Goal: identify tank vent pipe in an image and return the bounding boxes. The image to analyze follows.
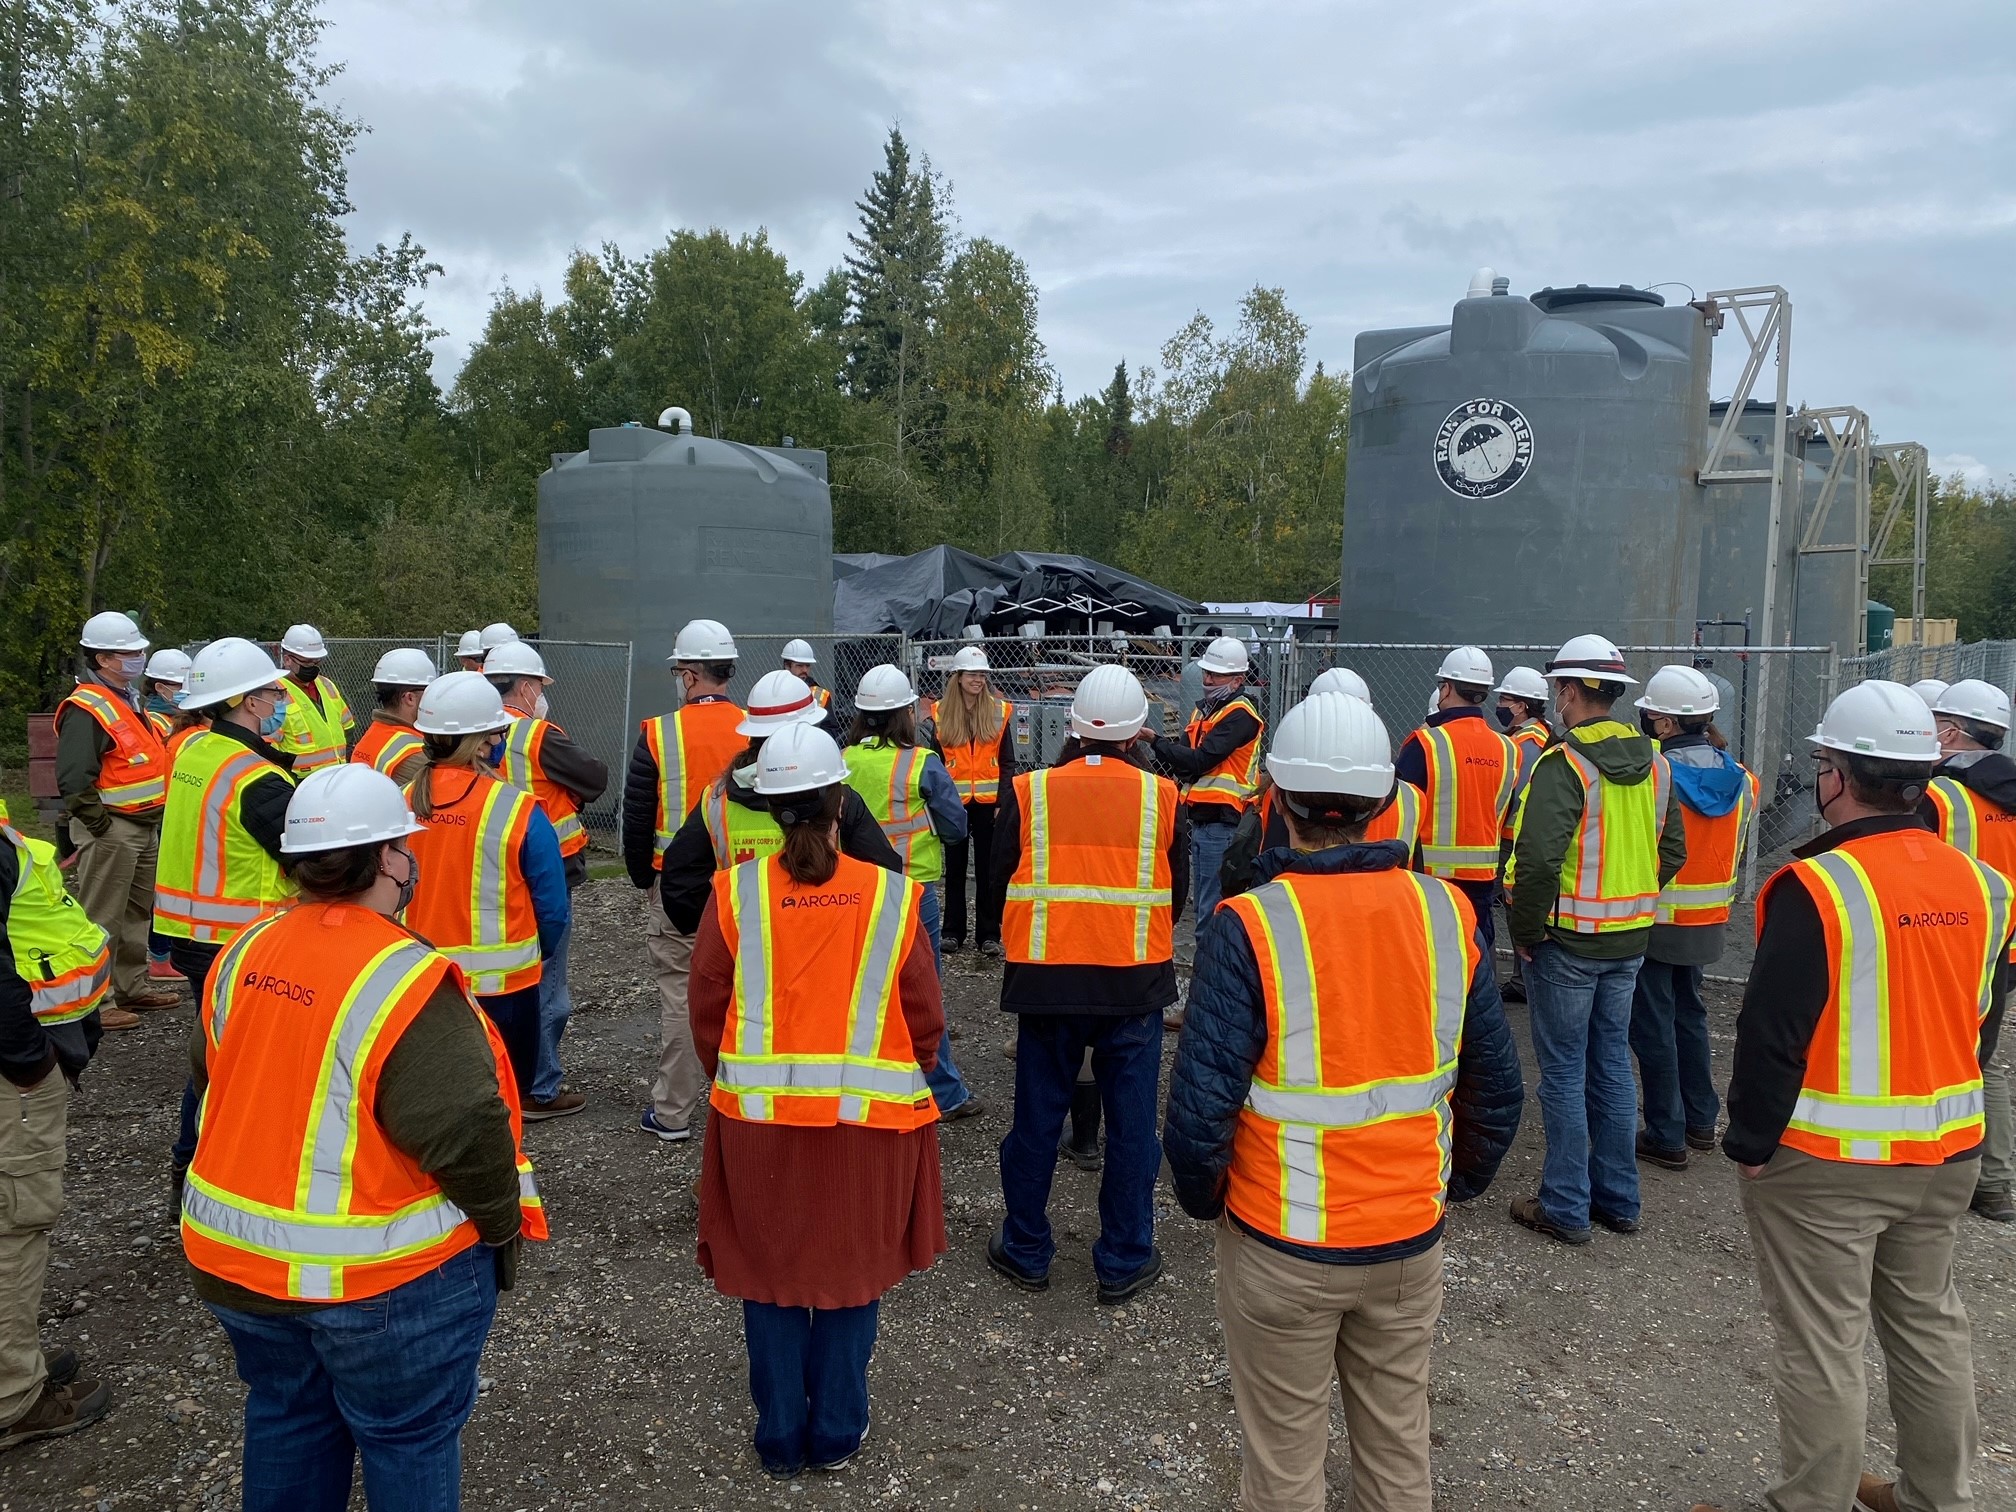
[657,406,694,434]
[1466,266,1497,299]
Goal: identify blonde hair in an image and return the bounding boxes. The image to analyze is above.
[936,676,1003,750]
[410,731,500,818]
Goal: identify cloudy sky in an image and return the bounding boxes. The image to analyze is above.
[320,0,2015,483]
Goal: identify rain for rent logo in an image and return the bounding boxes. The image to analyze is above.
[1435,398,1534,499]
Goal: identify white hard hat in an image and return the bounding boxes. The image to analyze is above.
[854,664,918,712]
[478,622,520,651]
[144,648,192,684]
[1908,678,1950,711]
[182,637,283,710]
[671,618,737,663]
[1197,636,1250,675]
[1070,664,1150,742]
[780,638,817,665]
[1807,681,1939,763]
[736,671,822,735]
[1266,693,1395,799]
[951,645,991,674]
[1932,678,2013,732]
[415,670,512,736]
[753,720,849,796]
[1636,665,1720,717]
[1309,667,1370,703]
[1436,645,1494,687]
[280,624,330,660]
[456,630,484,659]
[80,610,148,653]
[484,641,550,683]
[281,765,425,855]
[1546,633,1639,686]
[371,647,438,687]
[1493,665,1550,703]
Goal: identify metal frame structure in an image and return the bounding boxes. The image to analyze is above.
[1792,405,1873,657]
[1871,440,1930,640]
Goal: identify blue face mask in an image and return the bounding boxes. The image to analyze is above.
[257,694,290,739]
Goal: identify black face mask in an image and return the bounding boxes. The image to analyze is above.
[1638,712,1661,740]
[385,847,419,915]
[1493,706,1515,730]
[293,662,323,682]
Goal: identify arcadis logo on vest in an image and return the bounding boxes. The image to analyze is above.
[1434,398,1534,499]
[780,892,864,910]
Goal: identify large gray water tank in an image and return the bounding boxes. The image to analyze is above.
[538,420,833,727]
[1339,280,1711,647]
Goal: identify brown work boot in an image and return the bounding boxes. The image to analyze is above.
[1853,1474,1900,1512]
[0,1378,111,1451]
[122,992,180,1012]
[99,1007,142,1032]
[521,1090,586,1122]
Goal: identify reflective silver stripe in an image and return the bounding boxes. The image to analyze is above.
[1003,883,1172,906]
[1251,882,1319,1085]
[181,1179,470,1262]
[1393,782,1421,848]
[732,859,770,1119]
[293,750,342,772]
[1133,768,1158,958]
[1806,852,1885,1107]
[30,955,110,1021]
[372,731,423,776]
[196,752,271,900]
[100,775,167,806]
[1249,1070,1460,1127]
[1932,778,1976,854]
[1789,1087,1985,1136]
[302,942,440,1215]
[1027,771,1051,960]
[883,747,925,864]
[1418,843,1498,867]
[1977,860,2014,1018]
[1560,745,1603,902]
[156,894,268,926]
[1415,877,1469,1062]
[501,719,537,790]
[1425,726,1458,871]
[1556,894,1658,921]
[438,937,541,992]
[715,1058,930,1099]
[839,870,914,1123]
[1280,1124,1322,1243]
[705,789,730,865]
[1191,772,1252,797]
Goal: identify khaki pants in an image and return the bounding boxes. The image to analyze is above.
[0,1073,67,1429]
[1978,1051,2012,1192]
[70,814,158,1003]
[1215,1219,1441,1512]
[1739,1149,1978,1512]
[644,883,707,1129]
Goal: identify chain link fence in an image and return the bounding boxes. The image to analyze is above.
[1842,640,2016,697]
[704,633,906,730]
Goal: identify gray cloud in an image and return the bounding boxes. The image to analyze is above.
[321,0,2016,479]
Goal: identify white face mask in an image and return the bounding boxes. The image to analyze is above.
[534,692,550,720]
[1426,688,1442,719]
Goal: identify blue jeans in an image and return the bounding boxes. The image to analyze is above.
[169,939,220,1182]
[1629,959,1720,1151]
[742,1299,878,1475]
[915,883,973,1114]
[530,914,574,1102]
[208,1246,499,1512]
[998,1012,1162,1285]
[476,988,539,1101]
[1191,820,1234,926]
[1525,942,1644,1229]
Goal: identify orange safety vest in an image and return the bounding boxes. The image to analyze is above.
[57,683,171,814]
[1224,867,1477,1248]
[165,724,204,761]
[643,699,747,867]
[1655,764,1759,927]
[499,713,587,858]
[181,902,546,1303]
[402,767,542,995]
[1501,723,1550,841]
[939,699,1012,804]
[1003,755,1177,965]
[1763,828,2013,1165]
[1408,716,1516,881]
[1183,695,1264,815]
[1258,780,1421,853]
[350,719,426,782]
[1928,773,2016,963]
[147,708,174,739]
[709,854,935,1130]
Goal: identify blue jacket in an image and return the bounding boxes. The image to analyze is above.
[1164,840,1524,1265]
[518,807,572,958]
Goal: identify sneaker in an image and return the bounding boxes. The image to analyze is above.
[985,1232,1049,1292]
[638,1107,691,1143]
[940,1097,986,1123]
[98,1007,142,1032]
[1591,1209,1640,1235]
[763,1460,804,1481]
[1097,1249,1164,1306]
[942,938,964,955]
[1854,1474,1901,1512]
[1059,1139,1104,1173]
[0,1379,111,1451]
[147,958,185,983]
[1636,1133,1689,1172]
[522,1090,587,1122]
[1510,1195,1592,1246]
[1970,1185,2015,1223]
[1500,978,1527,1004]
[1685,1125,1718,1152]
[121,992,180,1012]
[979,941,1003,959]
[813,1420,869,1472]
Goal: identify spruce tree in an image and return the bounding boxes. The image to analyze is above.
[843,126,947,461]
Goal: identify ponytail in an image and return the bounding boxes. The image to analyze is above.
[769,784,844,886]
[410,730,497,818]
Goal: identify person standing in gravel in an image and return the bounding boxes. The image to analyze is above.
[1700,682,2013,1512]
[183,766,545,1509]
[987,665,1186,1305]
[1165,693,1522,1512]
[688,723,946,1481]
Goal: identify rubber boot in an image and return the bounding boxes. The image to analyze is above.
[1061,1081,1103,1172]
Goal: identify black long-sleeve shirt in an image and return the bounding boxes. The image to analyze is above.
[201,720,295,860]
[1723,813,2011,1167]
[1149,697,1263,826]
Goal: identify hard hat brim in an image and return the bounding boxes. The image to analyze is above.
[280,813,426,854]
[1547,664,1640,687]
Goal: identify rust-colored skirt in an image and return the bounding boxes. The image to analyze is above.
[697,1115,947,1309]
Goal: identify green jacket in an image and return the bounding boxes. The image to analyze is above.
[1508,717,1688,960]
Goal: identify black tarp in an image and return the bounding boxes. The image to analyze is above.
[832,552,904,580]
[831,546,1199,639]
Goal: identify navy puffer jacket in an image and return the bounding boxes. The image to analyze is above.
[1163,841,1525,1263]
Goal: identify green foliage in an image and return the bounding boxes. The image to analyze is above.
[1871,477,2016,639]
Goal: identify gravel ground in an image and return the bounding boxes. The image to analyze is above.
[6,875,2013,1511]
